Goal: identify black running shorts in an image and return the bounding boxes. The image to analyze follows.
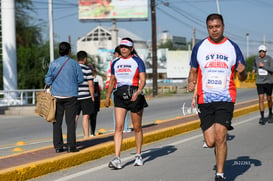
[114,94,148,113]
[198,102,234,131]
[256,83,272,96]
[76,98,94,115]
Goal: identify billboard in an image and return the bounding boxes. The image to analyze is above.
[79,0,148,20]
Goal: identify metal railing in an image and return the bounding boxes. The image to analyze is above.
[0,89,43,107]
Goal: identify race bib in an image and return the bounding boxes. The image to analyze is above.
[205,74,226,89]
[258,68,268,76]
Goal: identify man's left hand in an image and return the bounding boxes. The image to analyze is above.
[236,61,245,73]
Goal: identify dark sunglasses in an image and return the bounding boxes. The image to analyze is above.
[259,50,266,53]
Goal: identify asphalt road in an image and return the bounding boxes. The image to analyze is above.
[0,88,257,157]
[30,110,273,181]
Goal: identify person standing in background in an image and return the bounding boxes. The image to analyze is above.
[105,46,131,133]
[87,63,102,136]
[75,51,95,139]
[252,45,273,125]
[45,42,83,153]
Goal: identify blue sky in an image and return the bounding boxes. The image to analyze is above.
[32,0,273,57]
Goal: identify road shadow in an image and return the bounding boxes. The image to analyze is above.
[77,135,114,150]
[122,145,177,168]
[213,155,262,181]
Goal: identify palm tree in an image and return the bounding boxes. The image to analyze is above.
[15,0,50,89]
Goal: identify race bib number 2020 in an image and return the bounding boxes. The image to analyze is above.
[205,74,227,89]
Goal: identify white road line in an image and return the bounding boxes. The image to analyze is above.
[55,114,259,181]
[233,115,259,126]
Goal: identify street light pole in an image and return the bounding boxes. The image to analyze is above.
[48,0,54,62]
[2,0,17,99]
[151,0,158,96]
[216,0,221,14]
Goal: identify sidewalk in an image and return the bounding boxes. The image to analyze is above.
[0,99,260,180]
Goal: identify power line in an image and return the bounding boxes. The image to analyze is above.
[29,0,273,55]
[32,0,77,7]
[166,4,204,27]
[157,0,273,46]
[157,7,206,35]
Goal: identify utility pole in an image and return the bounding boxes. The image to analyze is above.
[0,1,2,59]
[216,0,221,14]
[192,27,196,49]
[111,19,118,49]
[151,0,158,96]
[49,0,54,62]
[246,33,249,59]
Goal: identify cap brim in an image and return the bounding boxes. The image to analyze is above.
[119,44,132,47]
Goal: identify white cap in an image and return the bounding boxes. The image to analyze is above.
[258,45,267,52]
[119,39,133,47]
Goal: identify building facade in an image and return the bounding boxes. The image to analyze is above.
[77,25,148,72]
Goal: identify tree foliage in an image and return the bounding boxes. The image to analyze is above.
[16,0,42,47]
[17,43,51,89]
[14,0,49,89]
[0,0,50,90]
[158,39,190,50]
[158,40,174,49]
[245,55,256,72]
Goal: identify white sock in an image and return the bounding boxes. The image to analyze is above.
[216,173,224,178]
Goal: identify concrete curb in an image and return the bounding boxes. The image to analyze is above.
[0,102,261,180]
[233,103,260,118]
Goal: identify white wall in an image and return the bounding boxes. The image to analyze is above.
[166,50,191,78]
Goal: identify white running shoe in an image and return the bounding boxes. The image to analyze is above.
[108,157,121,169]
[123,128,132,133]
[203,141,208,148]
[134,154,143,166]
